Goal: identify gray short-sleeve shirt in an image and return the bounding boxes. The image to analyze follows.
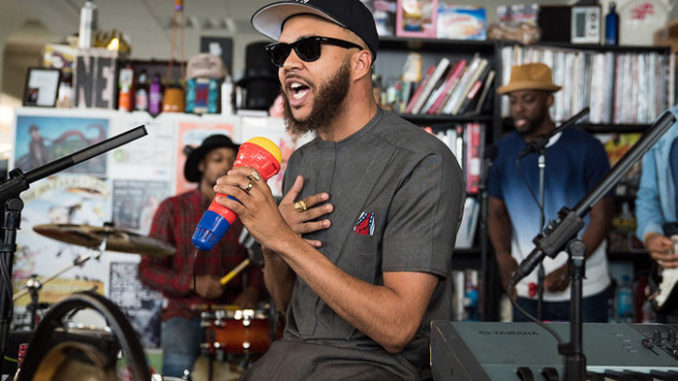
[276,109,464,374]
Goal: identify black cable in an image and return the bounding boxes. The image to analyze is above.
[193,249,199,294]
[515,157,542,216]
[507,291,563,345]
[0,254,12,315]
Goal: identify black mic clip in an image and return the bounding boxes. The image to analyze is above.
[516,107,590,160]
[517,135,549,159]
[510,207,586,287]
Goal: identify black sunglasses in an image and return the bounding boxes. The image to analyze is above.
[265,36,363,67]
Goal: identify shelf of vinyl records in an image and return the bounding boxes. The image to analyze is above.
[499,43,675,126]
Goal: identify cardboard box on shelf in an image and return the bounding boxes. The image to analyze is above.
[654,18,678,52]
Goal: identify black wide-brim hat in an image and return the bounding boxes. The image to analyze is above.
[184,134,239,183]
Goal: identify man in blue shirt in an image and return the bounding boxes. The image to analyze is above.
[488,62,613,322]
[635,106,678,322]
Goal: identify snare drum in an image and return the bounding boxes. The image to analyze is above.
[201,308,273,355]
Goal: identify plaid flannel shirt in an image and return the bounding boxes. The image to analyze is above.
[138,188,263,321]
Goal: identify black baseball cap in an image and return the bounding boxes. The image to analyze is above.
[251,0,378,61]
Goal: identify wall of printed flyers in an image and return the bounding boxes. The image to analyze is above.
[9,107,310,347]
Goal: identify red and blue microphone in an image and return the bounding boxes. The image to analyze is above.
[192,137,282,251]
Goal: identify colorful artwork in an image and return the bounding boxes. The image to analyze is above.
[14,115,109,175]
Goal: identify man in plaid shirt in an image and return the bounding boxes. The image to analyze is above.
[138,134,263,376]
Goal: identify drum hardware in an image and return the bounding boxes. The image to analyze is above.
[11,222,175,332]
[13,251,101,302]
[12,248,102,331]
[23,275,49,331]
[17,290,150,381]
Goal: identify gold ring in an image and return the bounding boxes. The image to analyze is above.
[244,179,254,193]
[294,200,307,212]
[249,171,262,182]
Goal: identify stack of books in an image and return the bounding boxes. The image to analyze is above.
[395,55,495,116]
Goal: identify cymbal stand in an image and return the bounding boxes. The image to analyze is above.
[13,251,101,302]
[13,250,102,331]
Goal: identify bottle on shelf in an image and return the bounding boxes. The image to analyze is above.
[78,0,98,49]
[604,1,619,46]
[118,63,134,111]
[149,73,163,116]
[616,274,634,323]
[221,75,234,116]
[12,343,29,381]
[134,69,149,112]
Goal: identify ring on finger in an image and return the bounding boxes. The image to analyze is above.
[294,200,307,212]
[244,178,255,193]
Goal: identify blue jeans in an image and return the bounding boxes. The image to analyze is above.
[513,287,610,323]
[161,317,204,377]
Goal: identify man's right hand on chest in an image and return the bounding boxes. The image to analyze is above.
[192,275,224,298]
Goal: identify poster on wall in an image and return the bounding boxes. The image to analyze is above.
[14,114,109,175]
[109,261,163,348]
[108,114,175,181]
[112,180,171,235]
[175,119,237,194]
[240,117,313,197]
[13,175,112,308]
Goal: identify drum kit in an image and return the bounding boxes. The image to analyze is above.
[10,223,280,381]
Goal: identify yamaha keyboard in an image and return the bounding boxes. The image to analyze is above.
[431,321,678,380]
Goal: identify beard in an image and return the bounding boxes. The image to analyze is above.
[283,60,351,134]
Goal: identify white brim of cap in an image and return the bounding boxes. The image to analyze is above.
[251,2,345,41]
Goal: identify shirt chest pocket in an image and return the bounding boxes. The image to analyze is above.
[334,207,386,284]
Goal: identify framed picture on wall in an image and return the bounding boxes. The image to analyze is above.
[200,36,233,75]
[22,67,61,107]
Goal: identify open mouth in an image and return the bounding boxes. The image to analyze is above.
[289,81,310,100]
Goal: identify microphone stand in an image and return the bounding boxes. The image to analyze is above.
[478,146,496,320]
[0,125,147,375]
[509,110,676,381]
[519,107,590,321]
[537,147,546,321]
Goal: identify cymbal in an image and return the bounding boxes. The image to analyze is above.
[33,224,175,257]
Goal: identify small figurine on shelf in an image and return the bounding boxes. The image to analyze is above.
[185,53,226,115]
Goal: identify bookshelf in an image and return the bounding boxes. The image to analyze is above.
[375,37,501,321]
[374,37,675,321]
